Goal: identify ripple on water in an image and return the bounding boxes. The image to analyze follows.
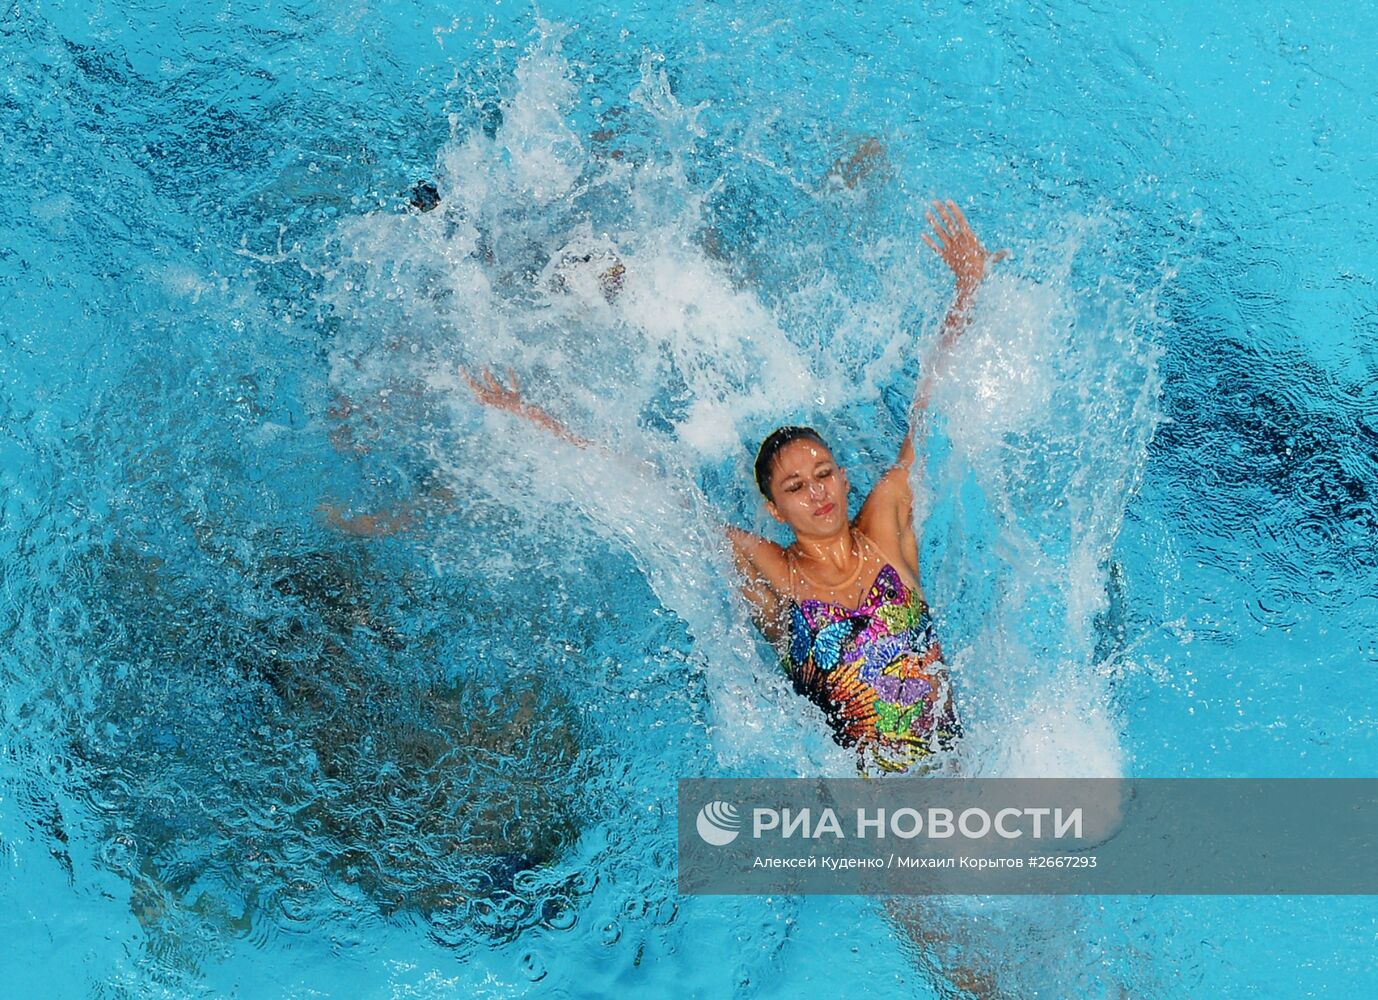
[1246,583,1304,632]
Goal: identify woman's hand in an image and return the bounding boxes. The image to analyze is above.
[922,199,1008,295]
[459,365,591,448]
[460,366,526,414]
[903,200,1007,429]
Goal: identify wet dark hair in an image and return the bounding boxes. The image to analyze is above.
[753,425,830,500]
[409,180,441,213]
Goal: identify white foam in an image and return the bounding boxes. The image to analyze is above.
[919,220,1163,780]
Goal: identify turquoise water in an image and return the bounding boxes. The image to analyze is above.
[3,1,1377,996]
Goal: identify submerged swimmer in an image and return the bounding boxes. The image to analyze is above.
[51,540,587,960]
[464,199,1004,774]
[405,177,626,299]
[320,184,627,537]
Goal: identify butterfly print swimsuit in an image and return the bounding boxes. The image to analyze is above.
[784,532,961,774]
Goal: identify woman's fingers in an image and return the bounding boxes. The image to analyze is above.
[460,365,531,412]
[458,365,528,409]
[928,199,976,251]
[946,200,968,232]
[938,201,966,240]
[927,198,1005,275]
[927,214,956,255]
[935,200,957,232]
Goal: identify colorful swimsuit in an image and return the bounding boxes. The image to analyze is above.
[784,537,961,774]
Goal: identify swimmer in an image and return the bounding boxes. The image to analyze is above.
[244,547,589,905]
[319,216,625,539]
[464,199,1006,775]
[55,540,587,962]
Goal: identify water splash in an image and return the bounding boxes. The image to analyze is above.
[924,217,1164,779]
[321,29,842,778]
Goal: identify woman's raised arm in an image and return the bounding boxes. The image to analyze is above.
[899,199,1007,467]
[860,201,1004,553]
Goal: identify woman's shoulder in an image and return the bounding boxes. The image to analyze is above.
[725,527,794,645]
[725,526,791,580]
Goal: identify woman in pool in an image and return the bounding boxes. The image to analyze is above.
[465,199,1003,774]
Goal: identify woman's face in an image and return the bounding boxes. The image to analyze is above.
[765,439,850,537]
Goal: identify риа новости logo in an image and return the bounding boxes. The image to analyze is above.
[695,801,741,845]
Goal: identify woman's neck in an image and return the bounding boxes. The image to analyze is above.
[790,525,857,571]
